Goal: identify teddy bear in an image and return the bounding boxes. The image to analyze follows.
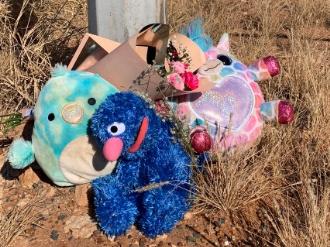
[90,92,192,237]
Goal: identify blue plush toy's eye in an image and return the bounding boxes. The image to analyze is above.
[88,98,96,105]
[48,113,55,121]
[107,122,126,136]
[217,55,232,65]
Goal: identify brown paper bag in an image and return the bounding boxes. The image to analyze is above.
[68,33,120,71]
[69,24,214,99]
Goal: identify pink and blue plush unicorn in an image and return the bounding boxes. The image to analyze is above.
[172,20,294,152]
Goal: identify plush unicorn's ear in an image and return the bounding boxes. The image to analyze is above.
[217,33,230,52]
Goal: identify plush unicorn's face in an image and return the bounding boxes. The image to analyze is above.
[198,33,280,84]
[198,33,248,82]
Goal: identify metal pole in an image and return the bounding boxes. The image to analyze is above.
[88,0,167,42]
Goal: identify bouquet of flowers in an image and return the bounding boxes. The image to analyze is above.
[165,40,200,91]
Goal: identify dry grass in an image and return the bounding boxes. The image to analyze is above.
[0,192,45,247]
[0,0,86,115]
[0,0,329,246]
[169,0,329,246]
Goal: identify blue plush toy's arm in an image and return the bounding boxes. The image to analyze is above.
[91,159,142,237]
[115,159,142,188]
[7,138,35,169]
[149,141,191,183]
[92,174,138,236]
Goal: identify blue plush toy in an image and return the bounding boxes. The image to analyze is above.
[8,65,119,186]
[90,92,192,238]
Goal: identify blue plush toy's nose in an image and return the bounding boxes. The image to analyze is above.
[103,137,124,161]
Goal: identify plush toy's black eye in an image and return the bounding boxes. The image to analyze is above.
[88,98,96,105]
[110,126,118,133]
[107,122,126,136]
[217,55,232,65]
[48,113,55,121]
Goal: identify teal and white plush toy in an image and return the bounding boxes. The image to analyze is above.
[8,65,119,186]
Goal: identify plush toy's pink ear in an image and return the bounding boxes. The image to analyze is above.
[217,33,230,52]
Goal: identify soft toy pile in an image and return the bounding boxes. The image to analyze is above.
[7,19,294,238]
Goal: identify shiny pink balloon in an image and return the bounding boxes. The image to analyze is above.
[190,127,212,153]
[278,101,294,124]
[264,56,281,77]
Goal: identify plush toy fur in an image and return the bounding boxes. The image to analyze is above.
[90,92,192,237]
[8,138,35,169]
[180,18,213,52]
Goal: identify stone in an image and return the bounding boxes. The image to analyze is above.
[184,212,193,220]
[41,209,50,218]
[58,213,67,221]
[64,215,97,239]
[11,236,30,247]
[17,197,31,207]
[50,229,59,240]
[46,187,57,198]
[18,167,40,189]
[155,234,168,241]
[186,235,196,243]
[74,183,90,207]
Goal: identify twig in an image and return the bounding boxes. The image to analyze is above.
[133,181,170,193]
[230,30,330,42]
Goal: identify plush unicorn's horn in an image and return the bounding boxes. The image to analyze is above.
[217,33,230,52]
